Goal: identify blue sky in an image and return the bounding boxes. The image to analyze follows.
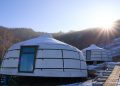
[0,0,120,32]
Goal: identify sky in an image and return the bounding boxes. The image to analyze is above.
[0,0,120,33]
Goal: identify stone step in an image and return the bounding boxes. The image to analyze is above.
[97,78,106,82]
[102,73,111,76]
[97,76,109,79]
[92,81,104,86]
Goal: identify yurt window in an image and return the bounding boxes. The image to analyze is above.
[18,46,37,73]
[86,50,91,60]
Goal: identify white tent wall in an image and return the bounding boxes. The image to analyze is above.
[0,48,87,77]
[84,50,110,61]
[83,50,111,61]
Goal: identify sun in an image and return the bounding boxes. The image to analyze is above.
[92,12,118,41]
[95,17,115,38]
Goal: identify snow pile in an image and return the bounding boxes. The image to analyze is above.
[87,63,106,70]
[105,62,120,68]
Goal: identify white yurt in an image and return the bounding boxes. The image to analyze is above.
[0,34,87,78]
[82,44,111,64]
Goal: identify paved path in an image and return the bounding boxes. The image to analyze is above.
[104,66,120,86]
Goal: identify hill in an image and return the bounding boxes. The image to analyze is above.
[0,20,120,61]
[54,20,120,49]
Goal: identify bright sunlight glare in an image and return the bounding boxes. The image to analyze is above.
[93,13,115,29]
[92,11,118,41]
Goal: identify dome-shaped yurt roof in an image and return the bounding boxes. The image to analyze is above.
[82,44,104,51]
[0,34,87,78]
[9,34,81,52]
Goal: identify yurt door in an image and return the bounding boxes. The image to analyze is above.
[18,46,37,73]
[86,50,91,60]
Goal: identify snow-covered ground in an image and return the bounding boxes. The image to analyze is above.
[88,62,120,71]
[87,63,105,70]
[105,62,120,67]
[62,62,120,86]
